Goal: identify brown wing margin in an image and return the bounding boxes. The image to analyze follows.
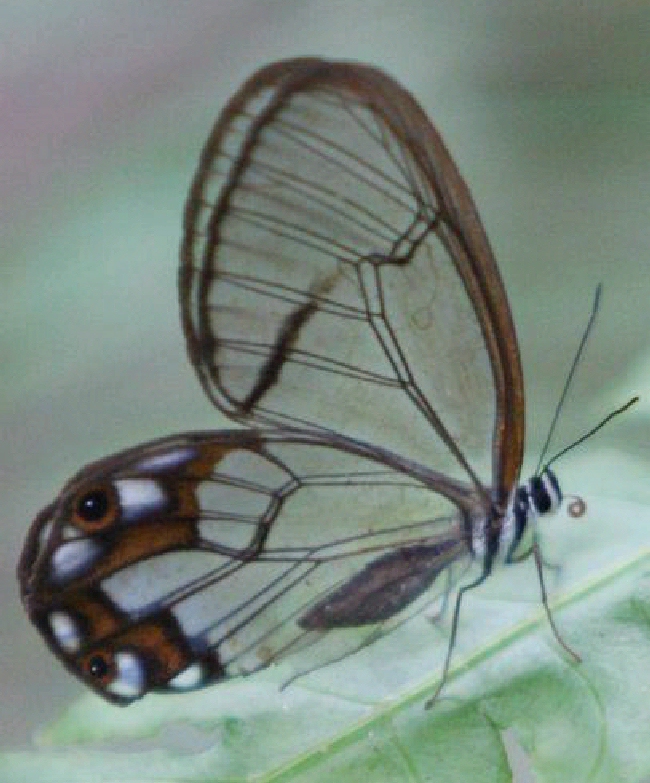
[360,63,526,508]
[179,58,524,508]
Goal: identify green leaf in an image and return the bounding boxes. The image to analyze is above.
[3,488,649,783]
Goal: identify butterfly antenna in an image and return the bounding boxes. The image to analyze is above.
[543,395,638,472]
[535,283,602,475]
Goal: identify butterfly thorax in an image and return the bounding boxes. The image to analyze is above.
[470,467,562,564]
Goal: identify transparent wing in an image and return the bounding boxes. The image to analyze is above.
[149,433,477,679]
[180,58,524,498]
[20,431,482,700]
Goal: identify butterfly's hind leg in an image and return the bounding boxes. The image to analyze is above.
[423,566,494,709]
[424,520,503,710]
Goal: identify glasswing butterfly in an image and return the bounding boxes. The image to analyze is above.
[18,57,613,706]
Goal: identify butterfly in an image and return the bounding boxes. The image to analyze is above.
[18,57,594,706]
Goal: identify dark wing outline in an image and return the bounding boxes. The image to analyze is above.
[19,429,481,703]
[180,58,524,510]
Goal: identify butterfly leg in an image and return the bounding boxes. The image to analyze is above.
[523,509,581,663]
[531,541,581,663]
[424,566,492,709]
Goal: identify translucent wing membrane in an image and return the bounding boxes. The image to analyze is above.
[20,58,531,705]
[19,431,481,704]
[181,58,524,502]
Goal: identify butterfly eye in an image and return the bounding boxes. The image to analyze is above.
[528,470,562,516]
[71,484,119,532]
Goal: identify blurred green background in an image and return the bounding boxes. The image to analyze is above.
[2,0,649,748]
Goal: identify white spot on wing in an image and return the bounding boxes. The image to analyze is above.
[114,479,166,522]
[51,538,101,582]
[106,651,145,698]
[136,447,197,473]
[48,611,81,653]
[167,662,205,690]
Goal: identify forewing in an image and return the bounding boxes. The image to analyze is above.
[181,58,524,496]
[19,430,477,703]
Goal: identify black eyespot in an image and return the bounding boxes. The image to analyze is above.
[76,490,109,522]
[88,653,110,679]
[80,649,116,687]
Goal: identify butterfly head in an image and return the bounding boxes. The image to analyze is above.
[499,467,563,560]
[523,467,563,518]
